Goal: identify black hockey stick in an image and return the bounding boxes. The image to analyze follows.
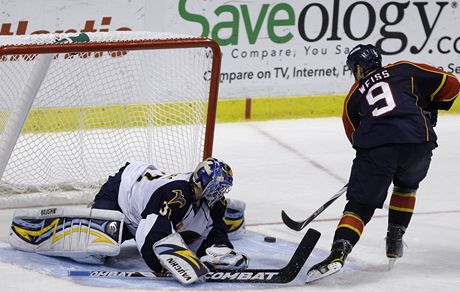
[69,228,320,284]
[281,184,348,231]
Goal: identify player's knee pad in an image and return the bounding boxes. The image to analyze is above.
[223,198,246,240]
[9,207,124,264]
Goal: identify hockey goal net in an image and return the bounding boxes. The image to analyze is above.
[0,31,221,208]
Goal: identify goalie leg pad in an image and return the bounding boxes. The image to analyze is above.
[9,207,124,264]
[153,233,209,285]
[224,198,246,240]
[200,244,249,270]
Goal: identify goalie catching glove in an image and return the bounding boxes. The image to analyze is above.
[200,244,249,270]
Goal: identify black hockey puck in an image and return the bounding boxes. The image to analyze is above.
[264,236,276,243]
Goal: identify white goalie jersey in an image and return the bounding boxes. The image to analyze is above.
[8,160,248,278]
[116,161,213,244]
[112,161,230,272]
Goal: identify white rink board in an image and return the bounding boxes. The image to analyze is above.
[1,0,459,98]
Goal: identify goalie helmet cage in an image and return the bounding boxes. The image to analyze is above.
[0,31,221,208]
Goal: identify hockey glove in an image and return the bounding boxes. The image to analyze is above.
[153,233,209,285]
[200,244,249,270]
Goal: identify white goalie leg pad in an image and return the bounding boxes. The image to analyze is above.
[224,198,246,240]
[9,207,124,264]
[200,244,249,270]
[153,232,209,285]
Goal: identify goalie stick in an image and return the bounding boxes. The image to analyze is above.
[281,184,348,231]
[68,228,320,284]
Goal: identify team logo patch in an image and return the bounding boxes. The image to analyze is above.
[168,190,186,208]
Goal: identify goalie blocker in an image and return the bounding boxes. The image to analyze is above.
[153,232,209,285]
[153,232,249,285]
[9,207,124,264]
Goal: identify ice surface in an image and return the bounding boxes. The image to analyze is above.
[0,230,315,290]
[0,116,459,292]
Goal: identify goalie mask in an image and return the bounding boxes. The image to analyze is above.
[191,157,233,207]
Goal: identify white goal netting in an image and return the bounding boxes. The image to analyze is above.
[0,31,220,208]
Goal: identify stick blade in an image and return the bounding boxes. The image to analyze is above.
[281,185,348,232]
[68,229,322,284]
[281,210,305,231]
[273,228,321,283]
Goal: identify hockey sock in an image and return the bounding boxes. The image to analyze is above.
[333,200,375,247]
[388,188,416,228]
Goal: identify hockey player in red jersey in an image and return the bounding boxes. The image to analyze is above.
[306,44,459,282]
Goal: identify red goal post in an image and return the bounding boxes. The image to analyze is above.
[0,31,222,208]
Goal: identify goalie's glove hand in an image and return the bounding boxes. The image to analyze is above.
[200,244,249,270]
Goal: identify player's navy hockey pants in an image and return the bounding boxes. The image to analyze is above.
[347,142,435,208]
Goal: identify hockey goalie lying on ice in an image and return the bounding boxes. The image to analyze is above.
[8,157,248,285]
